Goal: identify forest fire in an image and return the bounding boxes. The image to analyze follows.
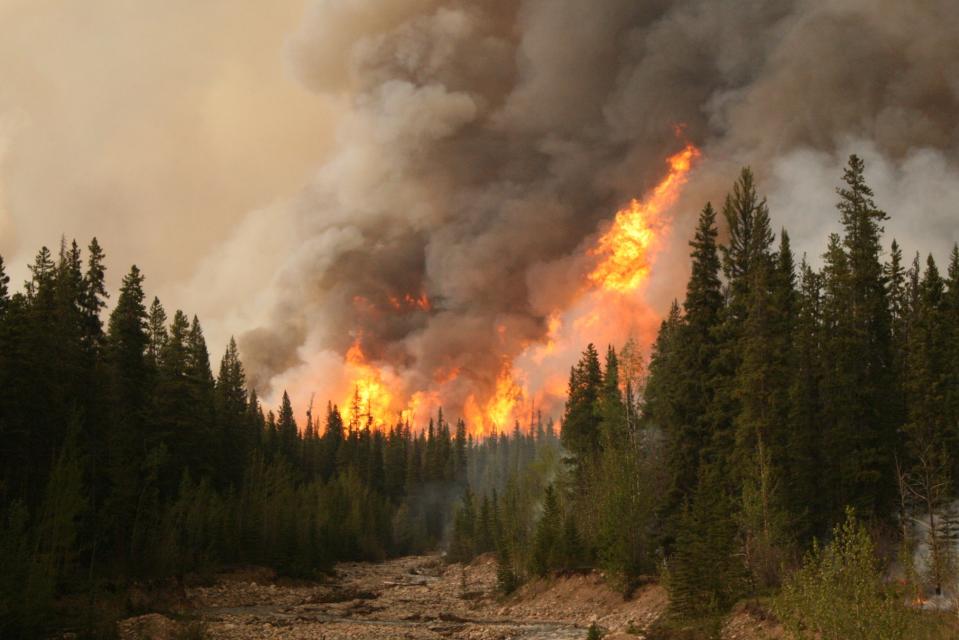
[336,142,700,436]
[341,339,396,427]
[463,361,525,436]
[388,292,431,312]
[589,143,700,293]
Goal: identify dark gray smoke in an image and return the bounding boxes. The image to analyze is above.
[239,0,959,411]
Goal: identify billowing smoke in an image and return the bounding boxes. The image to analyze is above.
[237,0,959,423]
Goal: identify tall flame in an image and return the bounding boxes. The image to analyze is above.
[588,143,700,293]
[463,361,523,437]
[327,140,700,436]
[342,339,395,428]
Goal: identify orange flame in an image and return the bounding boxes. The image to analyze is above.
[464,361,524,437]
[342,339,395,428]
[589,143,700,293]
[388,292,431,312]
[325,140,699,437]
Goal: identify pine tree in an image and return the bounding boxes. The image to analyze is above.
[819,156,896,523]
[597,345,626,442]
[103,265,151,561]
[670,204,724,508]
[449,486,477,563]
[277,391,299,463]
[944,245,959,474]
[0,254,9,316]
[668,466,745,621]
[186,316,216,477]
[784,261,825,539]
[530,484,561,577]
[215,337,248,488]
[561,344,603,467]
[152,310,194,493]
[732,227,795,585]
[80,237,108,349]
[709,170,774,478]
[146,297,168,369]
[644,302,685,512]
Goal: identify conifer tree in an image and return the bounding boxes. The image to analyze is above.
[103,265,151,560]
[215,337,248,488]
[277,391,299,463]
[597,345,626,442]
[0,254,9,316]
[819,156,896,523]
[785,261,824,539]
[80,237,108,349]
[671,204,724,506]
[709,169,774,472]
[944,245,959,468]
[146,297,168,369]
[530,484,561,577]
[561,344,603,474]
[734,257,789,586]
[186,316,216,475]
[668,466,745,621]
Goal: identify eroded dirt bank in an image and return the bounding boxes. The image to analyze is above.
[118,554,777,640]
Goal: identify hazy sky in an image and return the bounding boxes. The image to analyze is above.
[0,0,336,304]
[2,1,957,417]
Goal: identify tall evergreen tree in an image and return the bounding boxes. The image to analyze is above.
[215,337,249,488]
[709,169,774,471]
[0,254,9,315]
[561,344,603,469]
[146,297,168,370]
[277,391,299,463]
[103,265,151,561]
[785,261,825,539]
[80,237,108,349]
[666,204,724,511]
[820,156,896,523]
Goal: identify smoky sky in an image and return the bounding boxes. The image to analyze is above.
[3,1,958,413]
[235,0,959,409]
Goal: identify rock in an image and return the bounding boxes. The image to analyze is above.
[116,613,180,640]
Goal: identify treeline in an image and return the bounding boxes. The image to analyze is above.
[460,156,959,635]
[0,242,554,637]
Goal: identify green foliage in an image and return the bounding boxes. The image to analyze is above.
[496,544,520,595]
[562,344,603,470]
[667,466,746,622]
[0,236,559,634]
[774,508,929,640]
[3,150,959,637]
[530,484,562,576]
[586,621,604,639]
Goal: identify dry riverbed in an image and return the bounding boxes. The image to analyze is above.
[117,554,778,640]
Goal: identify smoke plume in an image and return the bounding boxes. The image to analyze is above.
[236,0,959,424]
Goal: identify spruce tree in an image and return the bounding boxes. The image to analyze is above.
[0,254,9,316]
[80,237,108,349]
[709,170,774,475]
[530,484,561,577]
[669,466,745,621]
[146,297,168,370]
[663,204,724,516]
[277,391,299,463]
[820,156,896,523]
[215,337,248,488]
[944,245,959,469]
[785,261,825,539]
[734,250,791,586]
[561,344,603,467]
[104,265,151,561]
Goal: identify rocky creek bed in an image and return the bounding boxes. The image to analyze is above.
[117,554,779,639]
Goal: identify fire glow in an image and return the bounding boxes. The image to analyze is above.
[329,142,701,435]
[588,143,700,293]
